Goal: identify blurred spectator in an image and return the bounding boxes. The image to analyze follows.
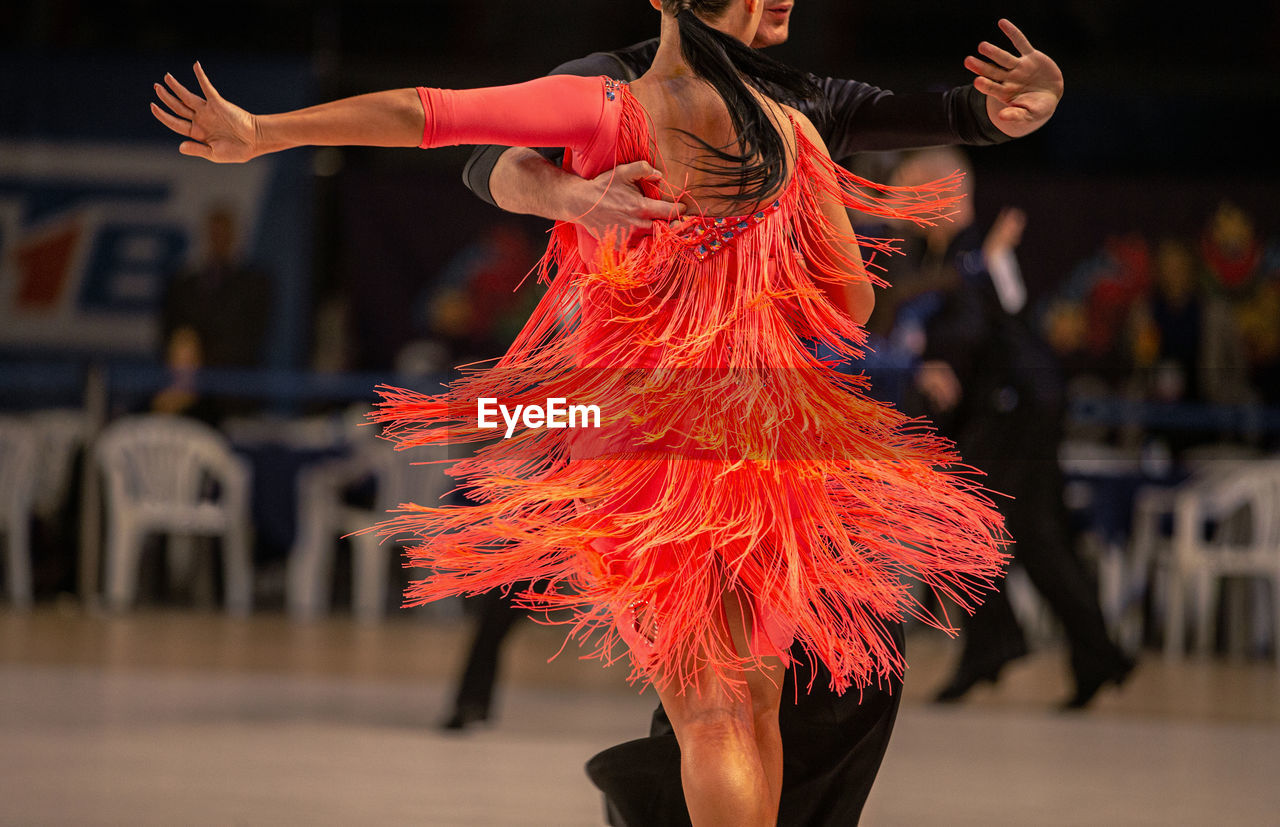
[1041,201,1280,452]
[1126,236,1252,451]
[412,223,542,367]
[878,147,1134,709]
[852,150,963,414]
[1196,200,1280,406]
[152,204,274,424]
[1040,233,1152,396]
[1129,238,1207,405]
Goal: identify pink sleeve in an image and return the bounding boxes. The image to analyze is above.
[417,74,611,155]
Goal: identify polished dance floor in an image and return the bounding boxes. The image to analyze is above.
[2,605,1277,826]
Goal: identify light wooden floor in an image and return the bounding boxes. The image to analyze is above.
[2,604,1278,826]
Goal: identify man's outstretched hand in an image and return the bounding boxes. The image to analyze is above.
[965,19,1064,139]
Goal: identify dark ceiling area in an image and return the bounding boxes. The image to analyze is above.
[5,0,1278,176]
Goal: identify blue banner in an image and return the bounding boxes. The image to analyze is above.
[0,52,313,370]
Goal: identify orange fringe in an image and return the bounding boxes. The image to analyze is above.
[367,86,1008,696]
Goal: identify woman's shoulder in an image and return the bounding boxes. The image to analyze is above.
[781,103,824,147]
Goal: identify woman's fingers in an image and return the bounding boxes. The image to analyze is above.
[153,83,193,118]
[192,61,220,102]
[150,101,192,136]
[154,64,253,163]
[163,72,204,109]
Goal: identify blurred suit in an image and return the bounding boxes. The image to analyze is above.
[892,226,1131,702]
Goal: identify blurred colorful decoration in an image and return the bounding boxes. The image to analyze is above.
[415,223,543,362]
[1040,232,1151,375]
[1199,201,1280,372]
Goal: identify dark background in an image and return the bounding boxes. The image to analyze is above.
[3,0,1278,371]
[8,0,1275,175]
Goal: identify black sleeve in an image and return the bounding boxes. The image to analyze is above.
[802,77,1011,166]
[922,286,987,375]
[460,52,634,207]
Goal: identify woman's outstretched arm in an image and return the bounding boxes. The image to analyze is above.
[151,63,422,162]
[151,63,610,163]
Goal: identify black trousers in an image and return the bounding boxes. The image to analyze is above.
[952,413,1128,687]
[586,622,906,827]
[450,584,531,715]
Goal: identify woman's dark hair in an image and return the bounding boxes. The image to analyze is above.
[664,0,826,206]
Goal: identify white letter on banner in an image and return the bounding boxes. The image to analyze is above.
[522,404,545,431]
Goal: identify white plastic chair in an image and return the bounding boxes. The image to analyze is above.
[287,430,450,622]
[93,414,254,614]
[1126,452,1257,649]
[28,408,92,523]
[0,417,38,608]
[1160,458,1280,663]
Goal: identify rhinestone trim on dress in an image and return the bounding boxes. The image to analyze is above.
[679,200,784,261]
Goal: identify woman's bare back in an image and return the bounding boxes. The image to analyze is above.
[629,73,798,218]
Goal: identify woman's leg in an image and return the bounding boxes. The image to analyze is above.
[727,592,785,816]
[650,589,785,827]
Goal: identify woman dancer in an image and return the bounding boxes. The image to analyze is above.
[152,2,1007,823]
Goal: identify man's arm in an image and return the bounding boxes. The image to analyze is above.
[811,80,1009,163]
[460,46,681,239]
[485,151,682,239]
[812,19,1062,163]
[965,19,1063,140]
[460,51,627,206]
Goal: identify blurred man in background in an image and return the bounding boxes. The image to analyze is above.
[153,204,273,425]
[876,147,1134,710]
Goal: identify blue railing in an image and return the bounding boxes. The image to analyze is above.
[3,358,1280,434]
[0,359,449,412]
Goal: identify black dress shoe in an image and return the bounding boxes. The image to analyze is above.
[933,662,1005,703]
[439,703,490,731]
[934,644,1029,704]
[1061,655,1136,711]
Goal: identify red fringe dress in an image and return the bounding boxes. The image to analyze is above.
[370,75,1008,695]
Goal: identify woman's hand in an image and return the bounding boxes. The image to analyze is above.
[151,63,259,163]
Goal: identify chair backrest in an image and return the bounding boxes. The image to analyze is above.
[0,417,39,524]
[27,408,92,519]
[1194,459,1280,553]
[94,414,245,509]
[342,432,451,514]
[382,443,452,513]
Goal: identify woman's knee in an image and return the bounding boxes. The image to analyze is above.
[744,663,784,717]
[676,699,756,745]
